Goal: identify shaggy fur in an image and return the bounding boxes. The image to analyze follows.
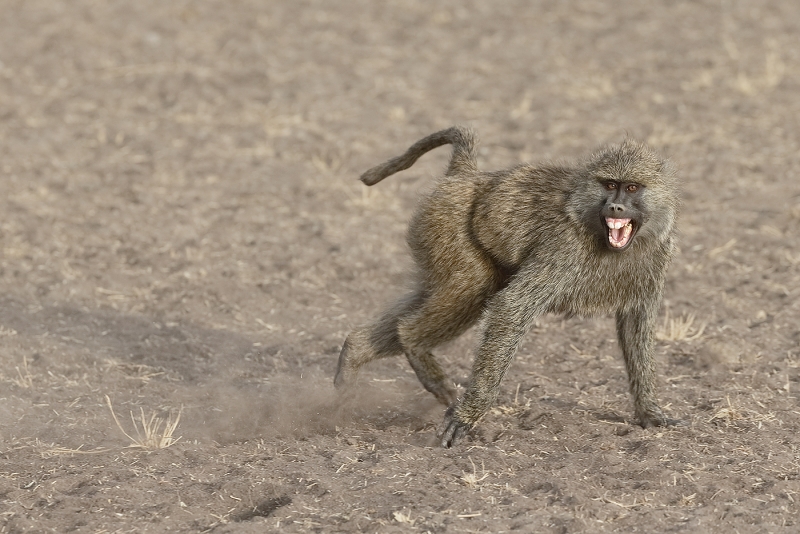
[335,126,680,447]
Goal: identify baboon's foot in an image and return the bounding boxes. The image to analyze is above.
[437,405,472,448]
[637,407,683,428]
[333,335,360,390]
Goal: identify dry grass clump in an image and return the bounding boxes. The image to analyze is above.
[709,396,778,428]
[12,356,33,388]
[461,457,489,488]
[491,383,529,417]
[656,311,706,342]
[392,510,416,525]
[105,395,182,449]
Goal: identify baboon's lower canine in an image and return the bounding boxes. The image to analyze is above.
[335,126,680,447]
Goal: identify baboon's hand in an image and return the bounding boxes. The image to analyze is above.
[437,406,471,448]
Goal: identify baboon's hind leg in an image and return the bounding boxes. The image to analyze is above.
[334,293,420,390]
[397,283,491,406]
[402,346,459,406]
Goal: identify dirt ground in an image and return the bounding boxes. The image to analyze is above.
[1,0,800,532]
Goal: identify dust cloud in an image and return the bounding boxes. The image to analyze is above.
[181,372,440,444]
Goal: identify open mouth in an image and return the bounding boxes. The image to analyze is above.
[605,217,636,249]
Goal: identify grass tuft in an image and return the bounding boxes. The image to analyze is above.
[105,395,182,449]
[392,510,415,525]
[656,311,706,342]
[461,456,489,488]
[13,356,33,388]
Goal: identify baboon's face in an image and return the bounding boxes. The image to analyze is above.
[597,180,646,251]
[567,142,676,253]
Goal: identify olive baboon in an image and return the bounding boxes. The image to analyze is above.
[335,126,680,447]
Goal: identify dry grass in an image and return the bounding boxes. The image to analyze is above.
[105,395,182,449]
[461,457,489,488]
[491,383,529,416]
[392,510,416,525]
[656,310,706,342]
[34,439,109,459]
[12,356,33,388]
[707,238,737,259]
[103,359,171,383]
[0,326,18,337]
[709,397,742,425]
[709,396,779,428]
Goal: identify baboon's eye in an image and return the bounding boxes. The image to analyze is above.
[604,182,617,190]
[626,184,639,193]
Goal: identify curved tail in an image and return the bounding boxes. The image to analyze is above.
[360,126,478,186]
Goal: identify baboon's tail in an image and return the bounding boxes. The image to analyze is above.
[360,126,478,186]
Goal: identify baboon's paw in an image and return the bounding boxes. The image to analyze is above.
[437,406,471,448]
[333,364,359,391]
[333,363,351,389]
[333,337,358,389]
[638,408,683,429]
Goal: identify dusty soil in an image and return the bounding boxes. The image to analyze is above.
[1,0,800,532]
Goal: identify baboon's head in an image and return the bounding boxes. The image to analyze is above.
[568,140,678,252]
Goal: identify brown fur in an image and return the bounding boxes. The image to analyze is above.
[335,126,680,447]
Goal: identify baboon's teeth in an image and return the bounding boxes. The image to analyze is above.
[605,217,631,230]
[606,218,633,248]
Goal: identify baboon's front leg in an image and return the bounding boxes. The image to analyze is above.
[438,278,543,447]
[616,305,680,427]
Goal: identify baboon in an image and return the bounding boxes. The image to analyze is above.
[335,126,680,447]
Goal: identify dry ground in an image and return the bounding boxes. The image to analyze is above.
[1,1,800,532]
